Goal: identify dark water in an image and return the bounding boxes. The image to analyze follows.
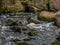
[0,12,60,45]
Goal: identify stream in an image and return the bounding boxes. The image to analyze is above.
[0,12,60,45]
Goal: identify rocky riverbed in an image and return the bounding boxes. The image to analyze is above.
[0,12,60,45]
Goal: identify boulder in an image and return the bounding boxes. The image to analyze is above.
[38,11,55,21]
[6,19,21,32]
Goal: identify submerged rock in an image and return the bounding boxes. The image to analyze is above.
[29,18,40,24]
[38,11,55,21]
[27,30,36,36]
[16,41,33,45]
[6,19,21,32]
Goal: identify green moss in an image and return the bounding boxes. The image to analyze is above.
[56,35,60,41]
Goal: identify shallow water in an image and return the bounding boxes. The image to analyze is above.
[0,13,60,45]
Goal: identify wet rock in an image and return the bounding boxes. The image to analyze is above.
[27,30,36,36]
[7,19,21,32]
[29,18,40,24]
[38,11,55,21]
[27,23,35,29]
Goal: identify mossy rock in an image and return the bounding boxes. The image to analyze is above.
[30,18,40,24]
[28,30,36,36]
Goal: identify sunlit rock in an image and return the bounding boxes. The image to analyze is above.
[27,23,35,29]
[38,11,55,21]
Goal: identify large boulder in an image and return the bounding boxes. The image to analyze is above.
[38,11,55,21]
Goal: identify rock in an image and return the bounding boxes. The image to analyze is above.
[27,23,35,29]
[7,19,21,32]
[54,11,60,27]
[27,30,36,36]
[38,11,55,21]
[29,18,40,24]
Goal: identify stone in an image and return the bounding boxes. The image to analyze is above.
[27,23,35,29]
[29,18,40,24]
[6,19,21,32]
[38,11,55,21]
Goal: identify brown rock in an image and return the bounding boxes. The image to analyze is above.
[38,11,55,21]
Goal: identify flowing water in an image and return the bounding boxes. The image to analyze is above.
[0,12,60,45]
